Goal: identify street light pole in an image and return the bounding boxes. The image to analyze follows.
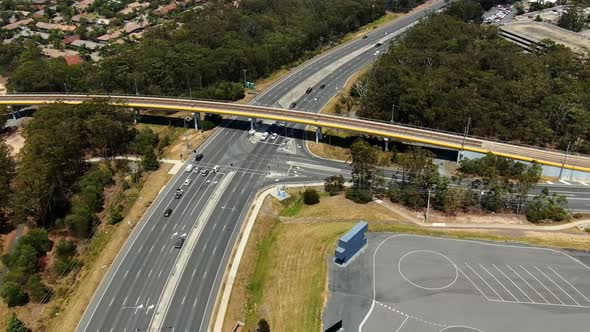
[457,117,471,164]
[64,82,69,94]
[390,104,395,124]
[134,77,139,96]
[558,141,571,179]
[242,69,247,87]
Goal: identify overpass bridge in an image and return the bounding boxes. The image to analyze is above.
[1,93,589,173]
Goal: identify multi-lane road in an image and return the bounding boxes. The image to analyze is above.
[74,1,590,331]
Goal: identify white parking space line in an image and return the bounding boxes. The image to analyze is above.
[492,264,533,303]
[545,181,554,184]
[465,263,504,301]
[519,265,564,304]
[457,267,492,300]
[558,180,571,185]
[547,266,590,304]
[480,264,518,301]
[579,181,590,186]
[506,265,549,304]
[534,266,579,305]
[395,316,409,332]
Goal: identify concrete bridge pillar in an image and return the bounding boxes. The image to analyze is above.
[132,108,140,124]
[194,112,202,131]
[315,126,323,143]
[384,137,389,152]
[250,118,256,131]
[7,106,16,120]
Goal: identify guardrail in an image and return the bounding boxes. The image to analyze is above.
[1,93,589,172]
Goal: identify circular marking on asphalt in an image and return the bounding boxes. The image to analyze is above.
[439,326,484,332]
[398,250,458,291]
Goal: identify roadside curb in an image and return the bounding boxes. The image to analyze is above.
[211,182,324,332]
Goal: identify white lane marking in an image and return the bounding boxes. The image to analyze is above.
[395,316,409,332]
[492,264,533,303]
[578,181,590,186]
[558,180,571,185]
[192,268,197,278]
[158,269,163,279]
[545,181,554,184]
[212,246,217,255]
[193,297,198,308]
[149,245,154,254]
[181,295,186,305]
[534,266,579,305]
[520,265,564,304]
[202,243,207,252]
[547,266,590,303]
[203,271,207,279]
[109,298,115,306]
[124,270,129,279]
[123,296,128,305]
[465,263,504,301]
[148,269,153,279]
[480,264,518,301]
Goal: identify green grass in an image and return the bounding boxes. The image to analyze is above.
[244,219,281,326]
[585,228,590,233]
[280,195,305,217]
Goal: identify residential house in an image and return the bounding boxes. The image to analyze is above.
[70,39,101,50]
[124,20,149,34]
[2,18,33,30]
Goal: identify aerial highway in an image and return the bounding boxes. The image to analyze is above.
[2,1,584,331]
[3,93,590,172]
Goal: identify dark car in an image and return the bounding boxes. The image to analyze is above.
[289,102,297,108]
[201,169,210,177]
[362,35,368,39]
[174,235,185,248]
[194,153,204,161]
[164,208,173,217]
[375,42,382,47]
[305,87,313,94]
[319,84,326,89]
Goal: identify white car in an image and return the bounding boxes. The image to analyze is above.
[248,129,256,135]
[279,121,286,126]
[261,132,269,140]
[183,178,192,186]
[271,133,278,140]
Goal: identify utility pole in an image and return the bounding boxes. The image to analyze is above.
[425,188,431,223]
[183,116,189,149]
[457,117,471,164]
[64,82,69,94]
[558,141,571,179]
[390,104,395,124]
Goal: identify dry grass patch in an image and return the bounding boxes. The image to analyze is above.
[307,142,350,162]
[290,195,404,221]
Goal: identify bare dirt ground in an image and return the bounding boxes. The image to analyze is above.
[504,22,590,54]
[3,127,25,156]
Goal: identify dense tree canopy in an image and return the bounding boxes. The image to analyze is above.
[7,0,387,99]
[359,14,590,152]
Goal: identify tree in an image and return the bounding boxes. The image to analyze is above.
[302,188,320,205]
[558,6,586,32]
[350,139,378,191]
[6,315,31,332]
[256,319,271,332]
[55,239,77,258]
[0,139,14,213]
[445,0,484,23]
[27,274,51,303]
[141,148,160,171]
[0,282,27,307]
[526,188,569,223]
[324,175,345,196]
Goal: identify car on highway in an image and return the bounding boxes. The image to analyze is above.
[193,166,201,174]
[375,42,382,47]
[185,164,194,173]
[248,129,256,135]
[279,121,286,126]
[164,208,173,217]
[183,178,192,186]
[194,153,204,161]
[261,132,269,140]
[201,169,210,177]
[271,133,278,140]
[289,102,297,108]
[213,165,220,173]
[174,188,184,199]
[373,51,380,56]
[319,84,326,89]
[362,35,368,39]
[305,87,313,94]
[174,235,185,249]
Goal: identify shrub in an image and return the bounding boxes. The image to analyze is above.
[55,240,77,258]
[256,319,271,332]
[54,257,81,276]
[201,120,215,131]
[0,282,28,307]
[27,274,51,303]
[6,314,31,332]
[345,188,373,204]
[20,228,53,253]
[302,189,320,205]
[108,205,125,225]
[141,148,160,171]
[324,175,345,196]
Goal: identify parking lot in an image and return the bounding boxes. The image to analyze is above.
[324,233,590,332]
